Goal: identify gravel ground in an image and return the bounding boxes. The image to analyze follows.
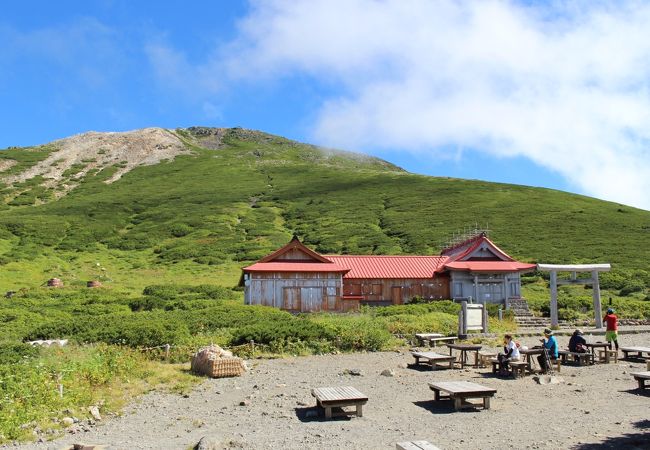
[7,333,650,450]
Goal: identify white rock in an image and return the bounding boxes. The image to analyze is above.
[61,417,75,427]
[88,406,101,421]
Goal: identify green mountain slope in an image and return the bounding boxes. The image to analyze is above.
[0,126,649,292]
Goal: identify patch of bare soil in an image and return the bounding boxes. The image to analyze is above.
[0,159,17,173]
[9,333,650,450]
[2,128,189,194]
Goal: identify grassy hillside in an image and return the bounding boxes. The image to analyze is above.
[0,126,648,293]
[1,127,649,443]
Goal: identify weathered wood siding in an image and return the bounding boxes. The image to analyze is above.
[274,249,315,260]
[342,275,450,305]
[450,272,522,304]
[244,272,341,312]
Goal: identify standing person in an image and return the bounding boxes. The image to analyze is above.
[537,328,558,373]
[568,329,588,353]
[498,334,520,375]
[604,308,619,351]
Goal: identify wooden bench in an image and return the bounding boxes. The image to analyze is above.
[559,350,593,366]
[429,336,458,347]
[429,381,496,411]
[631,371,650,390]
[621,346,650,360]
[396,441,441,450]
[489,358,528,378]
[411,351,457,370]
[597,349,618,363]
[415,333,444,346]
[311,386,368,419]
[478,351,497,368]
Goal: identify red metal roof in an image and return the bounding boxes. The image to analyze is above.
[243,262,349,273]
[326,255,449,279]
[444,261,536,272]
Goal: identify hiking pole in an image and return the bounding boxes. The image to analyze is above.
[543,347,554,375]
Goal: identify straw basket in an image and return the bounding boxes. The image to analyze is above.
[191,345,247,378]
[207,357,246,378]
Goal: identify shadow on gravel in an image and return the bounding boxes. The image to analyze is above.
[294,406,353,422]
[407,364,441,372]
[571,419,650,449]
[622,388,650,398]
[412,400,480,414]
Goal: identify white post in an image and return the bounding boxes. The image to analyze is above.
[460,301,468,337]
[550,270,559,328]
[482,301,488,333]
[592,271,603,328]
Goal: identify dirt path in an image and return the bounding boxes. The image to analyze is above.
[8,333,650,450]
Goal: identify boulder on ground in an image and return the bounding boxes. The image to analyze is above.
[534,375,564,385]
[195,436,223,450]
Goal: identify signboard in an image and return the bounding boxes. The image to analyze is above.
[466,305,484,330]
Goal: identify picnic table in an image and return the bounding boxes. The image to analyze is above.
[415,333,443,346]
[585,342,609,362]
[428,381,496,411]
[311,386,368,419]
[621,346,650,360]
[518,347,544,373]
[558,350,593,366]
[446,343,482,368]
[631,371,650,390]
[429,336,458,347]
[411,351,457,370]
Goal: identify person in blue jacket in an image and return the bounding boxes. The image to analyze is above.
[537,328,558,373]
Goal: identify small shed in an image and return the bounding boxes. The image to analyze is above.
[242,237,350,312]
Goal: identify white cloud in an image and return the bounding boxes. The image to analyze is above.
[150,0,650,209]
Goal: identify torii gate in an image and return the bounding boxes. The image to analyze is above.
[537,264,611,329]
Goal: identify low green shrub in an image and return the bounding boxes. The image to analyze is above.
[619,280,644,296]
[230,319,335,346]
[0,342,39,364]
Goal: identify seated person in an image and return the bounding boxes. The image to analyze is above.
[497,334,520,374]
[568,329,588,353]
[537,328,558,373]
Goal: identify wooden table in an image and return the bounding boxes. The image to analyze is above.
[631,371,650,390]
[411,351,457,370]
[519,348,544,373]
[621,346,650,360]
[415,333,443,346]
[586,342,610,363]
[428,381,496,411]
[446,343,482,368]
[429,336,458,347]
[311,386,368,419]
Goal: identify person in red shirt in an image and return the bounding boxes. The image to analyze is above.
[604,308,619,351]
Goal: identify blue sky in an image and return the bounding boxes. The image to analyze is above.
[1,1,649,210]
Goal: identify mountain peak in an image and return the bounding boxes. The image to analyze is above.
[1,127,190,197]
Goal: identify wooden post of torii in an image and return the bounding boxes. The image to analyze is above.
[537,264,611,328]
